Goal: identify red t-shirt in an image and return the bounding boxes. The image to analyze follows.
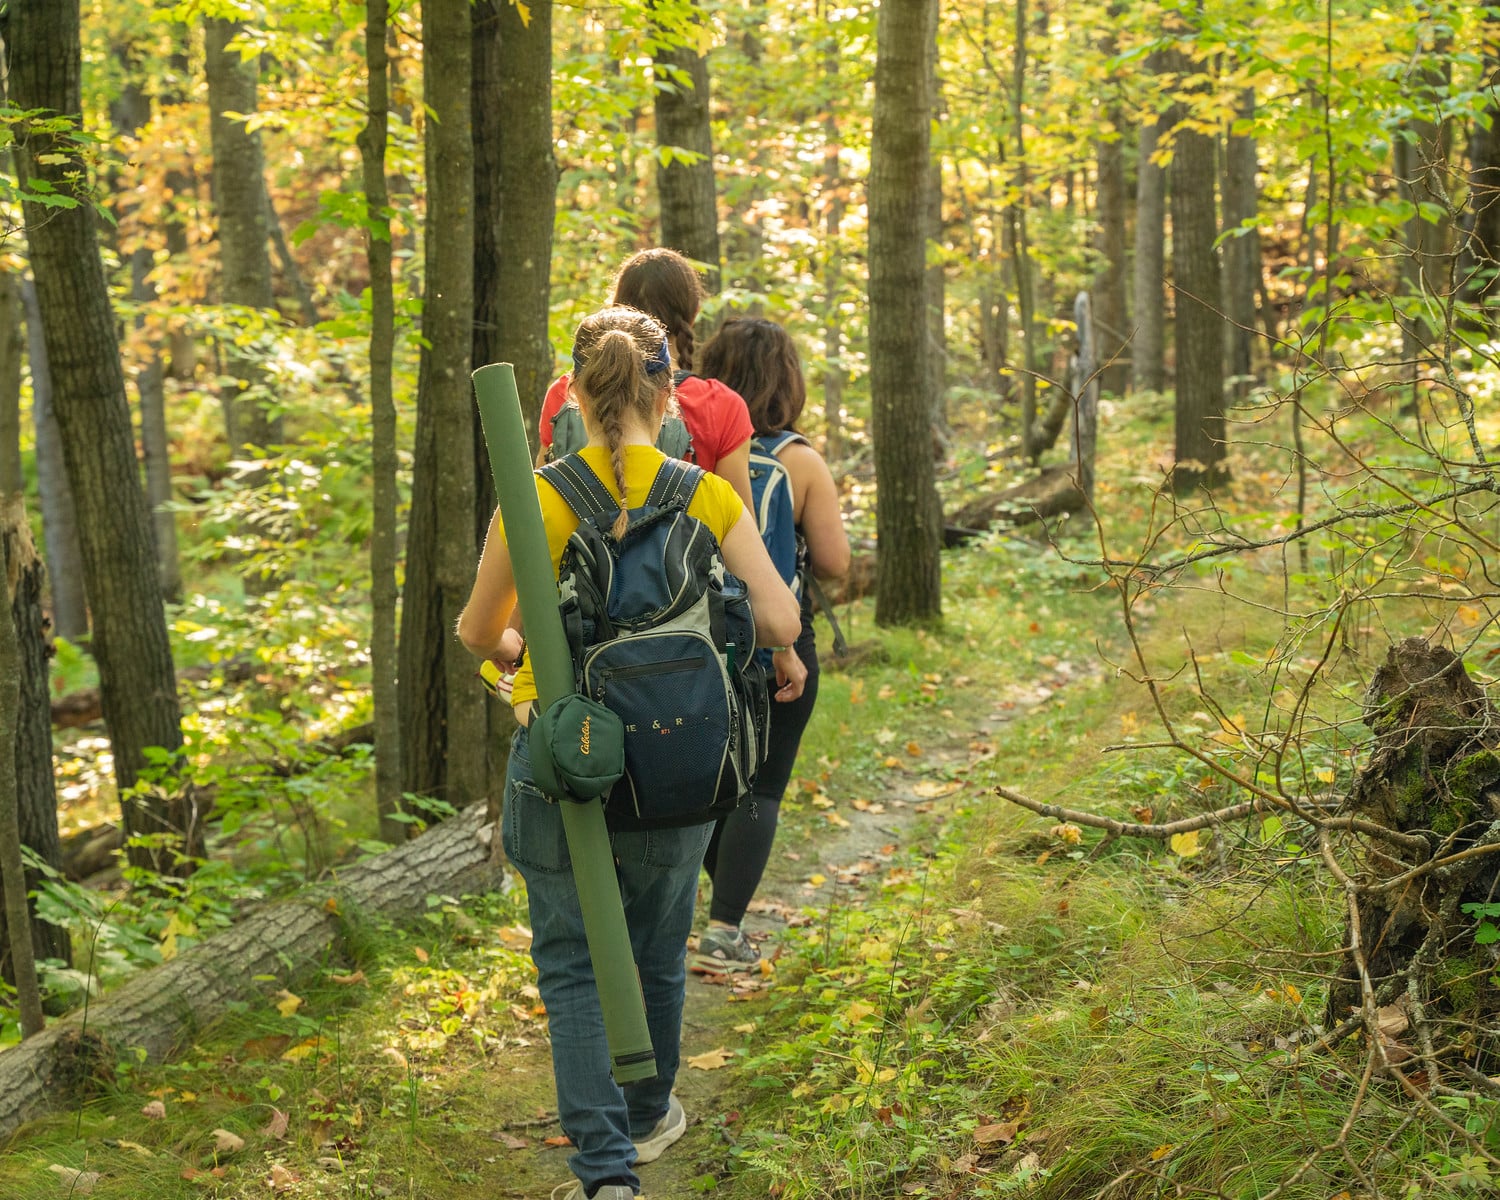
[539,373,753,474]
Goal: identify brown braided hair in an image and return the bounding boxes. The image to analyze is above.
[570,307,674,537]
[611,248,705,372]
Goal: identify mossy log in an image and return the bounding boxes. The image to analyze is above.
[0,803,502,1140]
[1328,638,1500,1031]
[947,465,1087,540]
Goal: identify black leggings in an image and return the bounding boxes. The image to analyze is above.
[703,625,820,926]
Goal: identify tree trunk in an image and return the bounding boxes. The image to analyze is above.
[1167,51,1227,491]
[398,0,484,812]
[21,279,88,641]
[0,802,504,1140]
[1132,70,1167,394]
[1328,639,1500,1040]
[924,0,947,438]
[1461,20,1500,323]
[113,67,182,603]
[652,0,722,293]
[821,23,845,459]
[0,272,21,496]
[0,499,46,1038]
[1222,89,1261,398]
[1396,39,1454,373]
[360,0,403,846]
[869,0,942,626]
[204,17,282,457]
[9,0,190,873]
[1011,0,1039,461]
[1094,128,1129,396]
[1069,292,1100,502]
[0,499,69,991]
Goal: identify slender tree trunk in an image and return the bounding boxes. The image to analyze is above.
[398,0,483,811]
[1396,31,1453,373]
[0,272,21,496]
[1011,0,1039,461]
[1093,128,1129,396]
[1132,64,1167,394]
[1167,49,1227,491]
[471,0,556,810]
[652,0,722,292]
[360,0,403,846]
[1222,88,1261,397]
[204,17,282,456]
[20,279,87,641]
[924,0,947,438]
[870,0,942,626]
[112,67,182,602]
[0,501,44,1038]
[9,0,189,872]
[1462,21,1500,322]
[0,498,69,999]
[821,22,845,459]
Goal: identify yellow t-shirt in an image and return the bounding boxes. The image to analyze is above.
[501,445,745,707]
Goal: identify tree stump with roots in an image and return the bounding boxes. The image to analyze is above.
[1329,638,1500,1056]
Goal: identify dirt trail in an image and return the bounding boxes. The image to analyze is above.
[469,664,1083,1199]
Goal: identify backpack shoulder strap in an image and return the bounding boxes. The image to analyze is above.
[760,430,808,457]
[538,453,620,521]
[646,458,704,511]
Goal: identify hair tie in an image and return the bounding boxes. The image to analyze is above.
[571,337,672,377]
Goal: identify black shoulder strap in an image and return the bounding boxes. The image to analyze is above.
[538,454,620,521]
[646,458,703,510]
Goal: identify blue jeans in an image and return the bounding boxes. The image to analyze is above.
[503,728,712,1196]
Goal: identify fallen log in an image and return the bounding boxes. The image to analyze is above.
[0,803,503,1140]
[947,464,1087,541]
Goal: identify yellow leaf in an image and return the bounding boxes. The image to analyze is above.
[825,811,852,829]
[1284,982,1303,1005]
[911,780,962,799]
[906,741,923,757]
[733,1022,757,1034]
[413,947,430,964]
[1119,711,1140,735]
[115,1140,153,1157]
[811,793,835,809]
[686,1047,733,1071]
[281,1036,324,1062]
[1150,1143,1175,1160]
[882,755,902,769]
[1316,768,1335,784]
[274,989,302,1018]
[808,873,827,886]
[1169,831,1202,858]
[877,684,896,700]
[329,970,367,986]
[845,1001,877,1023]
[513,0,532,26]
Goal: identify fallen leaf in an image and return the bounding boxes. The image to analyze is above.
[877,684,896,700]
[382,1046,409,1069]
[212,1129,246,1154]
[952,1152,980,1173]
[911,780,962,799]
[686,1047,734,1070]
[141,1100,167,1120]
[811,793,835,809]
[261,1108,289,1140]
[974,1120,1019,1146]
[268,1164,299,1191]
[413,946,430,963]
[807,873,827,887]
[328,970,366,986]
[1150,1143,1175,1160]
[49,1166,101,1193]
[1049,823,1082,845]
[881,755,902,768]
[281,1036,324,1062]
[1375,1002,1409,1037]
[543,1135,572,1147]
[324,897,340,914]
[1169,830,1202,858]
[494,1132,529,1150]
[497,926,533,951]
[111,1140,152,1157]
[1017,1151,1042,1172]
[733,1022,757,1034]
[905,741,923,757]
[273,989,302,1018]
[1129,805,1153,823]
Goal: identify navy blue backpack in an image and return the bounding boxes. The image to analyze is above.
[539,453,770,827]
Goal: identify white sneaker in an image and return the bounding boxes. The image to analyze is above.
[632,1093,687,1164]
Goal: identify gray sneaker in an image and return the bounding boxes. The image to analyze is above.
[633,1093,686,1164]
[549,1183,634,1200]
[692,925,761,974]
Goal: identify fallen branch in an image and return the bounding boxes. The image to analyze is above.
[0,803,502,1140]
[994,785,1266,838]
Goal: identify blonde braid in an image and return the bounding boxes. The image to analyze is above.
[605,407,630,539]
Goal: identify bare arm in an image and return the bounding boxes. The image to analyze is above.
[457,509,520,660]
[716,438,754,512]
[783,442,850,580]
[720,512,801,648]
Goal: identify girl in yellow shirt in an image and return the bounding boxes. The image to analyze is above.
[458,307,802,1200]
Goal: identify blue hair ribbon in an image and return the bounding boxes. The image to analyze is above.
[572,337,672,377]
